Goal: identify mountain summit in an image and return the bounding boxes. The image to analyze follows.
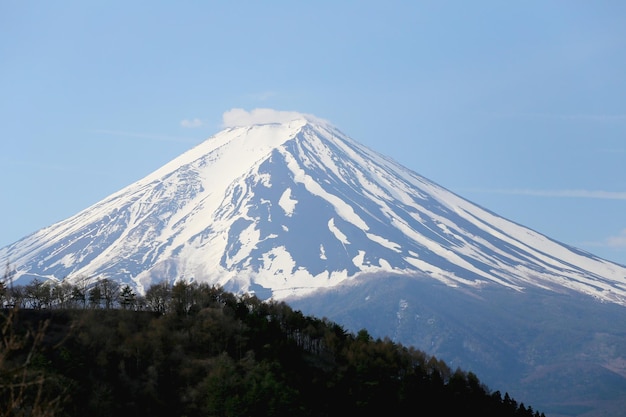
[2,114,626,304]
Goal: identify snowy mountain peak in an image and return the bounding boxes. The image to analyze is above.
[2,113,626,304]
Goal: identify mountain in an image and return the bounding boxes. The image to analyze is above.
[2,114,626,416]
[2,116,625,302]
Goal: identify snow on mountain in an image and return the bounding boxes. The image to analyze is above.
[2,114,626,304]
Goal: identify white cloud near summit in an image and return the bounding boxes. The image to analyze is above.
[222,108,325,128]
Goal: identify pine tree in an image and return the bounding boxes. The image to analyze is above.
[119,285,136,310]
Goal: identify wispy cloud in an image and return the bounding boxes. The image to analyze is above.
[598,148,626,154]
[557,114,626,122]
[584,229,626,251]
[180,118,203,128]
[0,158,88,174]
[248,91,278,101]
[465,188,626,200]
[488,112,626,122]
[605,229,626,248]
[91,129,200,144]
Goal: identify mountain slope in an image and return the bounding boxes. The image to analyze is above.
[2,116,626,305]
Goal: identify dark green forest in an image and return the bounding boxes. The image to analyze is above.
[0,279,545,417]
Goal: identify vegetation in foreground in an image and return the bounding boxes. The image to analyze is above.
[0,278,545,417]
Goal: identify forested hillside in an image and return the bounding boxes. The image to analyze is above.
[0,280,545,417]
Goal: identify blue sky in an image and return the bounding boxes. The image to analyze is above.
[1,1,625,265]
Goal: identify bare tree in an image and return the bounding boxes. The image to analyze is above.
[24,280,51,310]
[50,282,73,309]
[0,308,66,416]
[144,281,171,314]
[88,284,102,309]
[2,261,16,308]
[99,279,120,310]
[69,276,89,309]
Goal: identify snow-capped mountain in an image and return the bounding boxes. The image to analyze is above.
[2,115,626,305]
[4,112,626,415]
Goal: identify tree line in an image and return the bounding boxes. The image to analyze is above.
[0,275,140,311]
[1,277,547,417]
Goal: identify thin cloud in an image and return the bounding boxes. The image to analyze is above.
[248,91,278,101]
[466,188,626,200]
[488,112,626,122]
[584,229,626,250]
[559,114,626,122]
[598,148,626,154]
[606,229,626,248]
[180,118,204,128]
[91,129,200,144]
